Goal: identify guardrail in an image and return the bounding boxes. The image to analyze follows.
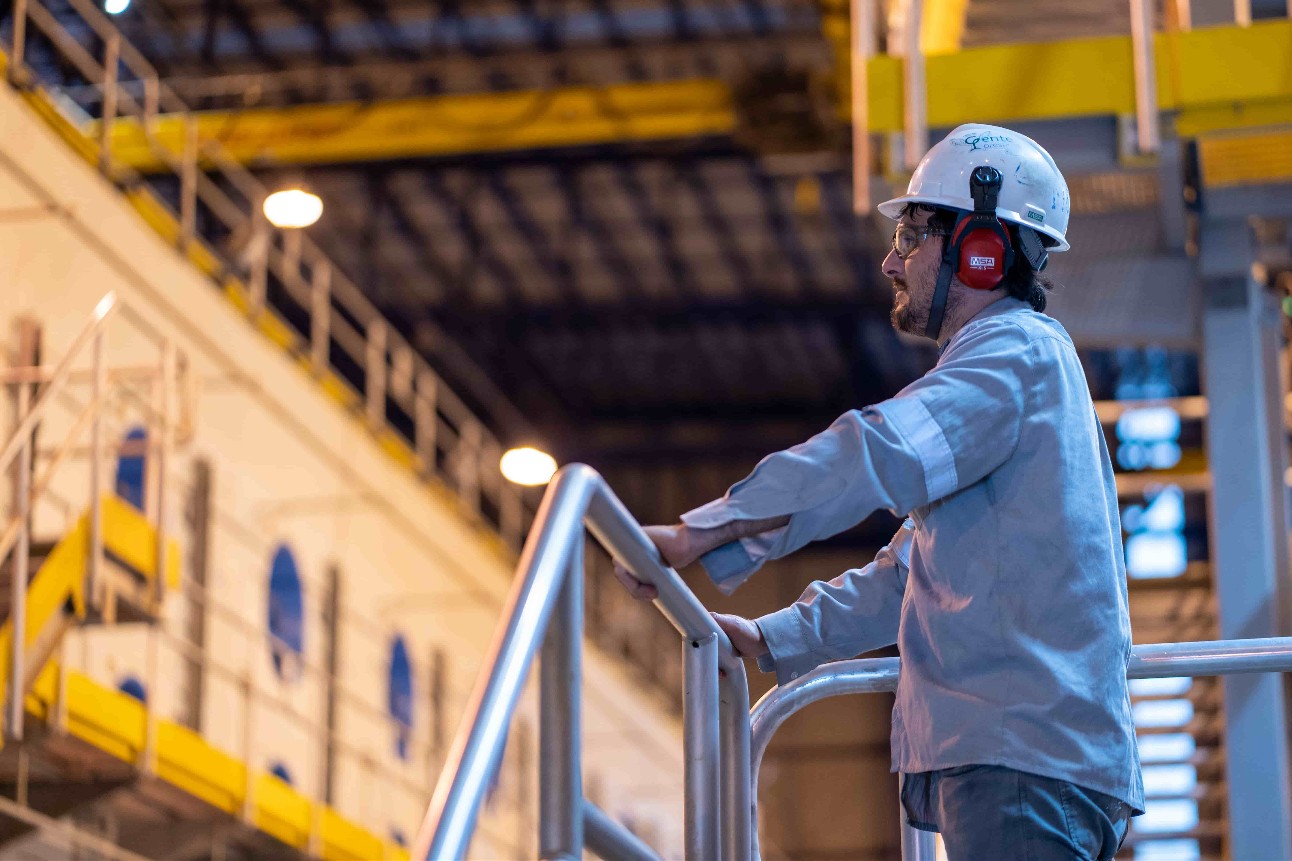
[751,638,1292,860]
[421,465,1292,861]
[416,464,753,861]
[6,0,533,553]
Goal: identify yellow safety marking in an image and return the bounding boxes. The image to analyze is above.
[254,772,313,848]
[921,0,970,55]
[319,371,362,411]
[101,79,736,171]
[1198,126,1292,187]
[101,494,182,589]
[1176,98,1292,136]
[0,520,88,710]
[377,429,419,472]
[825,19,1292,135]
[19,662,407,859]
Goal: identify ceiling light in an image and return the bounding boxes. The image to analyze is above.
[500,447,557,486]
[105,0,130,13]
[263,189,323,229]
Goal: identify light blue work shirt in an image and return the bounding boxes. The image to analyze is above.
[682,297,1144,812]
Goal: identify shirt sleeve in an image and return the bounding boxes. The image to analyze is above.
[754,519,915,686]
[681,320,1029,593]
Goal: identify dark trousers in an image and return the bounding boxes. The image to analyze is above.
[902,764,1131,861]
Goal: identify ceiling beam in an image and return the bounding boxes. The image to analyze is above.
[105,22,1292,170]
[145,31,825,105]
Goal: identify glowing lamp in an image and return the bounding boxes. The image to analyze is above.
[263,189,323,229]
[501,447,557,486]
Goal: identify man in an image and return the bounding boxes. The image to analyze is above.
[615,124,1143,860]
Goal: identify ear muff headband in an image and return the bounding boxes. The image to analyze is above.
[923,166,1015,341]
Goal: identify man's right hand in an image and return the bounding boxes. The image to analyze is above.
[711,612,769,659]
[612,523,706,601]
[611,515,789,602]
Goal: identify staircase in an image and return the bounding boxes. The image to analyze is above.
[0,293,185,845]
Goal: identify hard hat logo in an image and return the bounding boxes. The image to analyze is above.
[969,256,997,270]
[877,123,1072,253]
[951,132,1012,152]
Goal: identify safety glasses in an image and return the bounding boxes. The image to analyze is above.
[892,224,950,260]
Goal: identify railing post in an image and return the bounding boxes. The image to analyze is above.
[249,219,269,317]
[143,75,159,128]
[365,320,387,430]
[309,261,331,377]
[179,116,198,249]
[141,620,160,773]
[154,339,175,608]
[11,0,27,76]
[7,380,32,742]
[850,0,875,213]
[684,635,721,861]
[241,668,256,823]
[500,483,523,553]
[539,534,583,860]
[99,34,120,176]
[718,663,752,861]
[88,330,105,611]
[415,465,598,860]
[457,421,483,519]
[1129,0,1161,154]
[901,0,926,170]
[414,371,438,476]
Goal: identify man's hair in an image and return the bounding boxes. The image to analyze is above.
[900,203,1054,313]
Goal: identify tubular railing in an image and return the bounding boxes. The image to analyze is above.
[415,464,753,861]
[751,638,1292,860]
[422,462,1292,861]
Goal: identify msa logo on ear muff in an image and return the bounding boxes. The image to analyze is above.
[969,256,996,270]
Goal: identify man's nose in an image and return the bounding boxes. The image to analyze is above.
[882,248,904,281]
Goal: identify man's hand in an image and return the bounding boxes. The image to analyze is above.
[711,612,768,659]
[612,524,704,601]
[611,515,789,602]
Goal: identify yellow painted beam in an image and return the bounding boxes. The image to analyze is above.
[101,494,182,589]
[23,663,407,859]
[103,19,1292,171]
[921,0,970,55]
[1198,127,1292,187]
[105,79,735,171]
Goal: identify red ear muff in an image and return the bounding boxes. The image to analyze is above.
[955,219,1010,290]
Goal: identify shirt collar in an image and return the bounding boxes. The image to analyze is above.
[939,296,1031,357]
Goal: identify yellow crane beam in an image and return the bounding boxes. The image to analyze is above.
[104,19,1292,172]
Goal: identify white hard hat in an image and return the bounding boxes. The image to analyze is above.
[878,123,1071,252]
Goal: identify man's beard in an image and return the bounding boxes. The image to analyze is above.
[890,280,957,339]
[890,282,927,335]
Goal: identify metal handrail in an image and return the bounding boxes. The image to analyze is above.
[8,0,533,552]
[0,293,117,476]
[750,637,1292,861]
[415,464,752,861]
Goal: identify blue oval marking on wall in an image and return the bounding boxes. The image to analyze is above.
[115,426,147,511]
[389,634,414,761]
[268,544,305,681]
[117,675,147,703]
[269,761,294,786]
